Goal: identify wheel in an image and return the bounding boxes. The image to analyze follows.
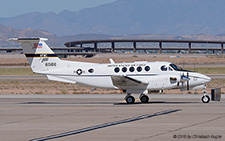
[140,95,149,103]
[125,96,135,104]
[202,95,210,103]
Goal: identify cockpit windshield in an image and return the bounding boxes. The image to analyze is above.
[170,64,183,71]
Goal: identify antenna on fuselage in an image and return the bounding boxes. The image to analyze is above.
[109,58,115,64]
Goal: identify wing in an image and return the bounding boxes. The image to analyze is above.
[111,76,148,88]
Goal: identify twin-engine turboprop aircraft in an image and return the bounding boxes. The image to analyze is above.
[9,38,211,104]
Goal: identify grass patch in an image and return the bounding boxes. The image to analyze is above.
[184,67,225,74]
[36,91,44,94]
[0,68,35,75]
[60,89,68,94]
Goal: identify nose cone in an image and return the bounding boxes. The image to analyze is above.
[201,74,211,83]
[204,75,212,83]
[190,72,211,84]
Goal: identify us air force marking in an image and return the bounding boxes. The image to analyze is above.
[76,69,83,75]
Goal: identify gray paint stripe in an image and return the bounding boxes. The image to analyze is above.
[30,109,181,141]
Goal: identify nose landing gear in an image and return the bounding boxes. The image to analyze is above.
[201,85,210,103]
[202,95,210,103]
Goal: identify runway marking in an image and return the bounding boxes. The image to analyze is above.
[30,109,181,141]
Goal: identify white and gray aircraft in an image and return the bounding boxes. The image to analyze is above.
[9,38,211,104]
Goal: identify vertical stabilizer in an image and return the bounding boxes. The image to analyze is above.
[9,38,61,73]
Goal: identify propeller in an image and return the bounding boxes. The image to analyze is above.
[180,72,190,91]
[187,72,189,90]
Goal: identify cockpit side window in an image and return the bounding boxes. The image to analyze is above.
[161,65,167,71]
[170,64,183,71]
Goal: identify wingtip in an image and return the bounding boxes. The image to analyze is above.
[8,38,18,41]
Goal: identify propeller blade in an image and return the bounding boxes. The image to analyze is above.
[187,72,190,90]
[180,75,190,82]
[181,82,184,91]
[180,72,190,91]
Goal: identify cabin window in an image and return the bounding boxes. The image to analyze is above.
[161,65,167,71]
[114,67,120,73]
[88,68,94,73]
[137,66,142,72]
[145,66,150,71]
[129,67,135,72]
[122,67,127,72]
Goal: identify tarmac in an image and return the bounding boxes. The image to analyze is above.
[0,94,224,141]
[1,74,225,79]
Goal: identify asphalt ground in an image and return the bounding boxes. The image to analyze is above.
[0,94,224,141]
[0,74,224,79]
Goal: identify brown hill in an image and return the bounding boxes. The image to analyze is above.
[0,24,57,47]
[1,24,225,47]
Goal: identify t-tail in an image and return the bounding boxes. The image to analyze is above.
[9,38,62,73]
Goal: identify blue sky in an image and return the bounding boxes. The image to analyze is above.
[0,0,117,18]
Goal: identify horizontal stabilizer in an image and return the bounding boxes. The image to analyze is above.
[47,75,76,84]
[8,38,48,42]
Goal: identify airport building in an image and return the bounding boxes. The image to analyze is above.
[1,39,225,57]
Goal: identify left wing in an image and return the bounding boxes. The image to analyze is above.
[111,76,148,88]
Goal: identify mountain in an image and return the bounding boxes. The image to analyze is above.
[2,23,225,47]
[0,24,58,47]
[0,0,225,36]
[0,24,115,47]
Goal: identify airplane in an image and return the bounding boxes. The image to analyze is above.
[9,38,212,104]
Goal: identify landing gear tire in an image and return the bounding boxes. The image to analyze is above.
[125,96,135,104]
[202,95,210,103]
[140,95,149,103]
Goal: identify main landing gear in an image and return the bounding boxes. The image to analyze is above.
[125,94,149,104]
[125,94,135,104]
[140,94,149,103]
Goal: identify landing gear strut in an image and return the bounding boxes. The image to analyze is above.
[125,94,135,104]
[201,85,210,103]
[140,94,149,103]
